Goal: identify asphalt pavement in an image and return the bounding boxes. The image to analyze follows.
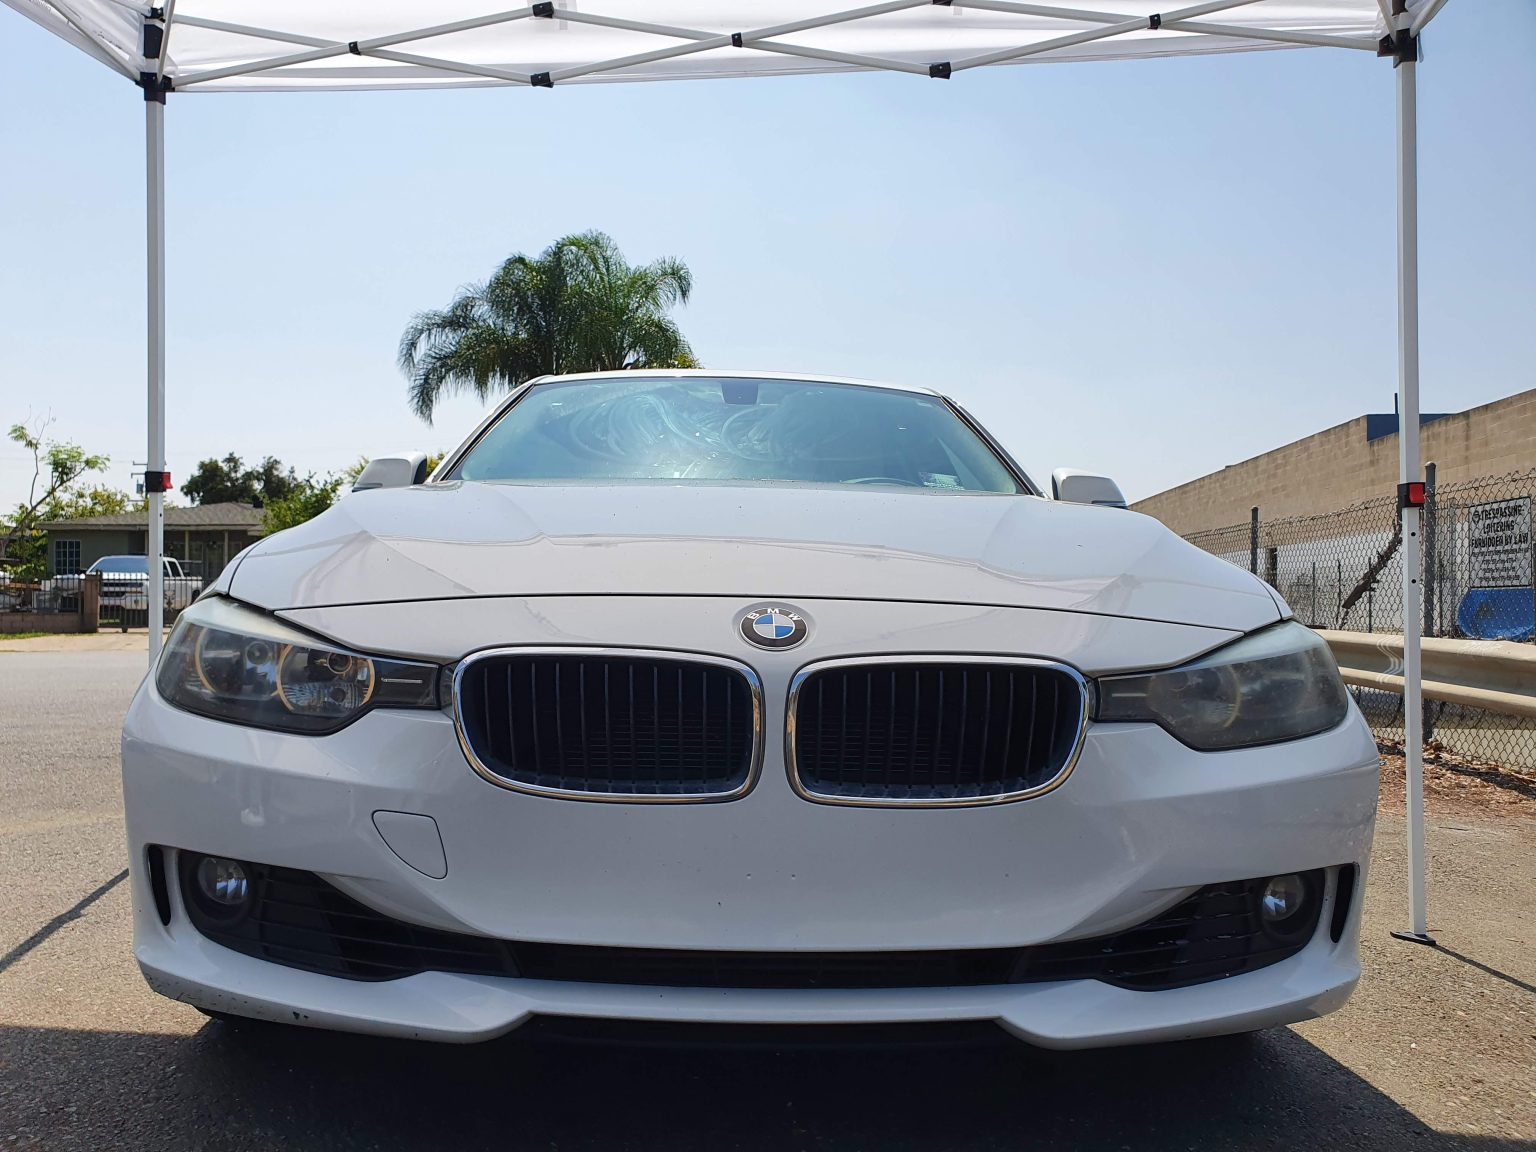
[2,649,1533,1151]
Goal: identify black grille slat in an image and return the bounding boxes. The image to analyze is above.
[578,661,589,782]
[502,662,516,778]
[623,663,635,780]
[480,670,494,766]
[908,669,921,792]
[956,670,969,775]
[927,666,940,786]
[180,858,1324,992]
[722,669,732,793]
[651,664,661,786]
[675,667,684,786]
[978,668,992,774]
[458,653,754,797]
[841,675,854,792]
[1022,674,1039,780]
[792,662,1083,802]
[600,663,611,793]
[555,661,568,784]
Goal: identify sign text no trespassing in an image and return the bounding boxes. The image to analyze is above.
[1469,498,1533,589]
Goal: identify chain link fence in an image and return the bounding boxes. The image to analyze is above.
[1182,466,1536,774]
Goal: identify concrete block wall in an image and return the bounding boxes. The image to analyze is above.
[1,611,86,634]
[1132,389,1536,536]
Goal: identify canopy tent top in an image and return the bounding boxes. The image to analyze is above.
[3,0,1451,943]
[10,1,1434,93]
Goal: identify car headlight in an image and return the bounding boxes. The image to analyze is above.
[1095,621,1349,751]
[155,597,440,734]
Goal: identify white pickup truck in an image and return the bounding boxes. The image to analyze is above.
[88,554,203,612]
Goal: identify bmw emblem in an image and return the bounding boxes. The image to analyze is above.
[740,606,808,650]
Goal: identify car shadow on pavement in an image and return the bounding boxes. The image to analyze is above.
[2,1019,1531,1151]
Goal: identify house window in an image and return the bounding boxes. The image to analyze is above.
[54,539,82,575]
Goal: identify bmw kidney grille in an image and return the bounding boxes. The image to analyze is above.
[454,650,761,801]
[788,659,1088,805]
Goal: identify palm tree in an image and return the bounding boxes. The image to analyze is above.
[398,231,697,421]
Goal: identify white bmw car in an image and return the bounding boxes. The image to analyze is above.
[122,370,1378,1049]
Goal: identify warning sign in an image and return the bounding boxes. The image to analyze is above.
[1469,497,1533,589]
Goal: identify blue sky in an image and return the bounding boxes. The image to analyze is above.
[2,1,1532,513]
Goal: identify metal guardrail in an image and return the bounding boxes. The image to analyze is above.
[1319,629,1536,721]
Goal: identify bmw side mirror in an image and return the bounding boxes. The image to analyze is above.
[351,452,430,493]
[1051,468,1127,508]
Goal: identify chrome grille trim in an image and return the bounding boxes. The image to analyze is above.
[452,647,764,804]
[785,656,1091,808]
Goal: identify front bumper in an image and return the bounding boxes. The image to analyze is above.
[122,597,1379,1048]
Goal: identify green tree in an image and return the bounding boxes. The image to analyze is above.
[262,474,343,534]
[182,453,299,506]
[4,419,111,582]
[398,231,697,422]
[50,486,143,520]
[253,456,300,503]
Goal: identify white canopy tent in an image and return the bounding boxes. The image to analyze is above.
[6,0,1448,943]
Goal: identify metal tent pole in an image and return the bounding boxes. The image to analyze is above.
[1388,4,1433,947]
[145,90,167,665]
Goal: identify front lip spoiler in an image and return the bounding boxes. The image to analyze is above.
[134,937,1362,1049]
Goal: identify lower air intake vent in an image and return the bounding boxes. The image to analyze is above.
[180,856,1325,992]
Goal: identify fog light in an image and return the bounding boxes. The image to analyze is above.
[195,856,249,906]
[1261,873,1306,923]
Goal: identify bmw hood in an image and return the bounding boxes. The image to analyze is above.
[226,481,1281,632]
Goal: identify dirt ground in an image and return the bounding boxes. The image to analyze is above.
[1378,748,1536,818]
[1298,750,1536,1144]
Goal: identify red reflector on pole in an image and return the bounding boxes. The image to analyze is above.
[1398,481,1425,508]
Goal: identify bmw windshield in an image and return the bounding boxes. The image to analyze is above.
[449,377,1024,493]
